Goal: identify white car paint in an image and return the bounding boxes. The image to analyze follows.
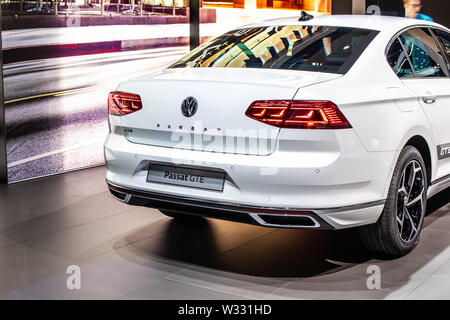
[104,15,450,230]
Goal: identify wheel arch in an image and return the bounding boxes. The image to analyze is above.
[383,128,435,199]
[404,135,432,185]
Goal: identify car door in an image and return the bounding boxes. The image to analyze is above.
[397,27,450,181]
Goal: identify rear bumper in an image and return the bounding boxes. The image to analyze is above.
[107,181,385,230]
[104,129,392,229]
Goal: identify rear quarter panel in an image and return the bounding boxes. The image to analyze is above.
[291,31,437,196]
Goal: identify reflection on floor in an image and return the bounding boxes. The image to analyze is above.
[0,166,449,299]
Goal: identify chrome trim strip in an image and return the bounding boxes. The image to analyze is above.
[430,174,450,186]
[106,180,386,214]
[249,213,321,229]
[313,200,386,214]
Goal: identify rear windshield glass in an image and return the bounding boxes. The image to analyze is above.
[169,25,379,74]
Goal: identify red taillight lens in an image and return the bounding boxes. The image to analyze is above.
[108,91,142,116]
[245,100,352,129]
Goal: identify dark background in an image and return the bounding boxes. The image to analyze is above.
[417,0,450,27]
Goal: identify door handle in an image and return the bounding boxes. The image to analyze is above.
[423,96,437,104]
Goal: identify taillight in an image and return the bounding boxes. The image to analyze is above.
[245,100,352,129]
[108,91,142,116]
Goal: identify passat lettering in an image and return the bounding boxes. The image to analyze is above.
[164,171,205,183]
[164,171,188,181]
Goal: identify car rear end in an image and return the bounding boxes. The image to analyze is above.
[104,22,390,230]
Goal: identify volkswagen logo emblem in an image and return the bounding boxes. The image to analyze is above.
[181,97,198,118]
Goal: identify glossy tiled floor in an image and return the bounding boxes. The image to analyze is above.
[0,166,449,299]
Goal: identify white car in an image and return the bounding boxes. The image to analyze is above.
[104,15,450,257]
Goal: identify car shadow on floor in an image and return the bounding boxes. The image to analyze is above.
[424,186,450,223]
[114,187,450,280]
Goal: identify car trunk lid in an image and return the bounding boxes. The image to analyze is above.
[115,68,341,156]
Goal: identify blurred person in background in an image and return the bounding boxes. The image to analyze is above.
[404,0,433,21]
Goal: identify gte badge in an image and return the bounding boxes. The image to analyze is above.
[438,144,450,160]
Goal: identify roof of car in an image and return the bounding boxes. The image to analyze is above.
[243,14,448,33]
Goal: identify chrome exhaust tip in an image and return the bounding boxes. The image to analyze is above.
[249,213,321,229]
[109,188,132,203]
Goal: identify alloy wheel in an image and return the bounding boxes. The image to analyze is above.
[396,160,426,243]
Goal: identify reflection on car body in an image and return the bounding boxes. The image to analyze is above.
[104,15,450,257]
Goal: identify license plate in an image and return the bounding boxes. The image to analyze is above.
[147,164,225,191]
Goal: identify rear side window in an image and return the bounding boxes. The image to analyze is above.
[433,29,450,62]
[399,28,449,78]
[387,38,414,78]
[169,26,378,74]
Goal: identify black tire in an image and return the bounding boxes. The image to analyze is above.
[159,209,204,221]
[359,146,428,257]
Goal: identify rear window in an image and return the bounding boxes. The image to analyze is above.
[169,25,379,74]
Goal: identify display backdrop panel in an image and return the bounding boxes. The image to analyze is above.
[1,0,330,183]
[200,0,331,45]
[1,0,192,182]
